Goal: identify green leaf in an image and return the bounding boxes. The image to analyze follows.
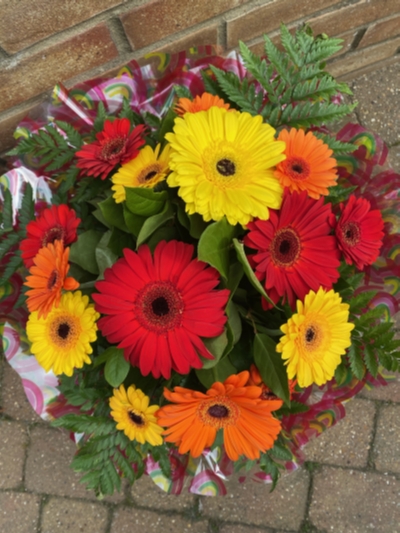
[95,231,118,277]
[198,217,237,280]
[123,205,146,237]
[200,330,229,369]
[98,196,129,233]
[69,230,102,274]
[253,334,290,404]
[136,202,175,247]
[125,187,167,217]
[196,356,237,389]
[233,239,275,307]
[104,348,130,388]
[1,189,13,232]
[157,107,178,146]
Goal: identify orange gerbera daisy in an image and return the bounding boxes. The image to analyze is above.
[24,240,79,319]
[274,128,338,199]
[175,92,230,116]
[157,371,282,461]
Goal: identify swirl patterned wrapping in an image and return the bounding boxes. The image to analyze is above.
[1,48,399,496]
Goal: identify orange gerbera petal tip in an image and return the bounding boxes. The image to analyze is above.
[174,92,231,116]
[24,240,79,319]
[157,371,282,462]
[274,128,338,199]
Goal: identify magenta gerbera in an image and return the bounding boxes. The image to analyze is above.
[92,240,230,379]
[75,118,146,180]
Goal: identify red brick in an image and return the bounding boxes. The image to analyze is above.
[0,25,118,114]
[338,55,400,82]
[358,14,400,49]
[121,0,249,50]
[0,0,125,54]
[154,24,219,55]
[306,0,399,40]
[327,36,400,79]
[226,0,343,48]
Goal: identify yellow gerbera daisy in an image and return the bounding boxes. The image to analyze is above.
[276,288,354,388]
[109,384,163,446]
[26,291,99,376]
[111,143,170,203]
[165,107,286,226]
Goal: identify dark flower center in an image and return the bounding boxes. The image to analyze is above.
[101,137,126,160]
[144,170,158,181]
[47,269,59,290]
[57,323,70,339]
[285,157,310,181]
[341,221,361,246]
[129,411,145,426]
[216,158,236,176]
[270,227,301,268]
[207,404,229,418]
[305,326,316,344]
[151,296,169,317]
[42,225,65,247]
[136,281,184,333]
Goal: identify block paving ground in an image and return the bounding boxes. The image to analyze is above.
[1,61,400,533]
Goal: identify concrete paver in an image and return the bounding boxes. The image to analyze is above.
[359,373,400,402]
[1,363,43,423]
[0,420,28,489]
[303,398,375,467]
[40,497,109,533]
[220,525,275,533]
[110,507,209,533]
[374,404,400,474]
[309,466,400,533]
[130,472,196,512]
[0,491,40,533]
[201,469,310,531]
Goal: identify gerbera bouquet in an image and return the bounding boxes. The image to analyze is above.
[1,24,399,497]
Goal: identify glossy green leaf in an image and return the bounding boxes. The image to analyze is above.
[200,330,229,369]
[104,348,130,388]
[69,230,102,274]
[95,231,118,277]
[253,333,290,404]
[98,196,129,232]
[123,205,146,237]
[233,238,275,307]
[198,217,237,280]
[125,187,167,217]
[136,202,175,247]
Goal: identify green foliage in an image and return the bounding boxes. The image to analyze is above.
[253,334,290,404]
[204,24,356,134]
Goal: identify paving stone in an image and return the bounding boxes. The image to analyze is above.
[359,372,400,402]
[41,497,108,533]
[1,363,43,423]
[110,507,209,533]
[351,61,400,146]
[303,398,375,468]
[201,468,309,531]
[220,524,275,532]
[0,420,28,489]
[0,491,40,533]
[309,466,400,533]
[374,404,400,474]
[131,472,196,512]
[25,425,124,502]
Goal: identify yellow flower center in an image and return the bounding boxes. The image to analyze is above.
[197,396,240,429]
[298,313,331,362]
[49,313,81,349]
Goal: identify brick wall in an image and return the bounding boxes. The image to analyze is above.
[1,0,400,154]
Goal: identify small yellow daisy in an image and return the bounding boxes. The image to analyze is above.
[111,143,170,203]
[26,291,99,376]
[276,287,354,388]
[109,384,163,446]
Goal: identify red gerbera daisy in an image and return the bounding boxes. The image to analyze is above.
[20,204,80,268]
[92,240,230,379]
[244,191,341,309]
[75,118,146,180]
[335,194,384,270]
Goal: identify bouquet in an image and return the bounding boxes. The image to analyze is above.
[1,24,399,497]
